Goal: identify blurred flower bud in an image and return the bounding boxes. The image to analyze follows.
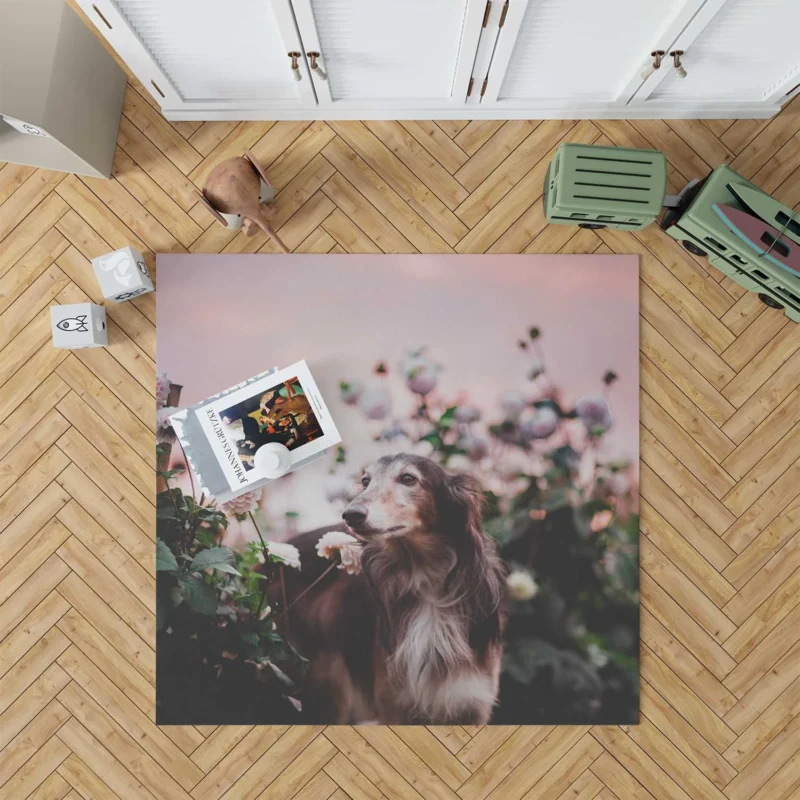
[339,380,364,405]
[527,361,545,380]
[575,395,613,434]
[446,454,473,473]
[499,391,526,420]
[458,434,489,462]
[403,352,439,395]
[358,387,391,420]
[378,421,406,441]
[455,406,481,424]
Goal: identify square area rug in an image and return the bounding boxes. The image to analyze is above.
[155,254,640,725]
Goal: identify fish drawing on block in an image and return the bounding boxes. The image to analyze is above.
[56,315,89,332]
[712,203,800,276]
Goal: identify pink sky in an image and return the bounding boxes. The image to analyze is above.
[157,254,639,529]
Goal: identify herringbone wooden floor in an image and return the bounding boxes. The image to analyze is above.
[2,64,800,799]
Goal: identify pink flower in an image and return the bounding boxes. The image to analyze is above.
[316,530,359,559]
[316,531,362,575]
[220,487,264,516]
[358,387,391,420]
[156,373,171,407]
[338,543,363,575]
[590,509,614,532]
[522,407,558,440]
[576,395,613,434]
[157,406,178,444]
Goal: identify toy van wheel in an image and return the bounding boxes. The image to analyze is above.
[578,223,606,229]
[758,293,784,310]
[682,240,707,257]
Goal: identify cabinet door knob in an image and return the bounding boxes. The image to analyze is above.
[307,52,328,81]
[670,50,687,79]
[640,50,665,81]
[288,52,302,81]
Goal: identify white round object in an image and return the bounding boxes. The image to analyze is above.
[254,442,292,479]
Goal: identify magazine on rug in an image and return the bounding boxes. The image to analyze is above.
[172,360,341,501]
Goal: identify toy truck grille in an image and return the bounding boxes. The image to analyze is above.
[544,143,667,231]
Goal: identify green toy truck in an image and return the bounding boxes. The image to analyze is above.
[544,143,800,322]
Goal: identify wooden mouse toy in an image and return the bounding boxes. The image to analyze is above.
[197,150,289,253]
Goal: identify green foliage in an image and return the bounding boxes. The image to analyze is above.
[156,472,305,718]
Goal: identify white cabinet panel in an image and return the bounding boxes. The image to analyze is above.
[647,0,800,102]
[494,0,693,103]
[292,0,484,106]
[77,0,314,109]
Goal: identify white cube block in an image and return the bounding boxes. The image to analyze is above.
[91,246,154,302]
[51,303,108,349]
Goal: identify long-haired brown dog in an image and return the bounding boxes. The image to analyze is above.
[278,453,506,724]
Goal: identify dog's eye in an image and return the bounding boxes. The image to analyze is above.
[399,473,417,486]
[361,475,370,488]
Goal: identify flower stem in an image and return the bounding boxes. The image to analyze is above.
[248,510,269,554]
[177,439,196,501]
[280,562,337,616]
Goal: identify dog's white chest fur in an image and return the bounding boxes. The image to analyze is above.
[389,597,495,721]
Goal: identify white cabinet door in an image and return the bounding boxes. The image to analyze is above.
[289,0,486,109]
[480,0,706,110]
[632,0,800,109]
[76,0,316,112]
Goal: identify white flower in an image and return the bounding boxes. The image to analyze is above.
[156,406,178,444]
[338,543,363,575]
[507,569,538,601]
[403,352,439,395]
[587,642,609,668]
[340,379,364,405]
[499,392,526,420]
[316,530,359,560]
[266,541,301,570]
[575,395,613,434]
[455,406,481,424]
[522,407,558,440]
[220,487,263,516]
[527,361,545,381]
[155,373,171,407]
[358,387,391,420]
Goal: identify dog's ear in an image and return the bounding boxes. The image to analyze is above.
[443,472,506,653]
[441,472,484,538]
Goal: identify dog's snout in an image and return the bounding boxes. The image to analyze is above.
[342,505,367,528]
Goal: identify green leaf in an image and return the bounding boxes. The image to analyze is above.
[156,539,179,573]
[179,575,218,615]
[189,546,240,576]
